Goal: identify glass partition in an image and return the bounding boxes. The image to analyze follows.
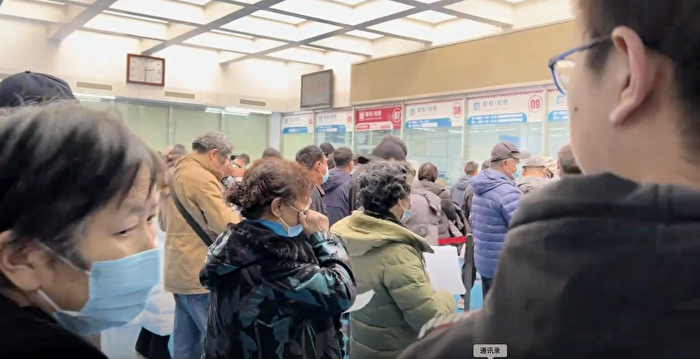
[405,127,463,186]
[223,113,269,161]
[354,129,400,157]
[467,122,543,163]
[115,101,169,151]
[315,131,353,150]
[282,134,312,159]
[547,120,570,157]
[172,107,221,147]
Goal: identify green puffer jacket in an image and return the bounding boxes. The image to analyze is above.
[332,212,455,359]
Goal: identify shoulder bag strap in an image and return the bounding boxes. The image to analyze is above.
[168,178,214,247]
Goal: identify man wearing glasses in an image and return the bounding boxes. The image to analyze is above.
[399,1,700,358]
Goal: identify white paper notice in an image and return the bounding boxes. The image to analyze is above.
[344,290,375,313]
[424,246,466,295]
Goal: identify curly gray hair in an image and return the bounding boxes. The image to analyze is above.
[356,160,412,216]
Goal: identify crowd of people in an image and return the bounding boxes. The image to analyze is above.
[1,1,700,357]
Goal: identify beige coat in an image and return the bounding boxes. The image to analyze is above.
[163,154,240,294]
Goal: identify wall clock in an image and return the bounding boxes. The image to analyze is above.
[126,54,165,86]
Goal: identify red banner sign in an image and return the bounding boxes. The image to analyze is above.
[355,106,402,131]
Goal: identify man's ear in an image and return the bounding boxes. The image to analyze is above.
[0,232,43,291]
[609,26,653,125]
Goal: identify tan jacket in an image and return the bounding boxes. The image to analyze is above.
[163,154,241,294]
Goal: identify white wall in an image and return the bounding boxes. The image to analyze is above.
[0,18,322,112]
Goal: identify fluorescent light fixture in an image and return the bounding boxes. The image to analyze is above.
[225,107,272,115]
[205,107,223,114]
[328,0,367,6]
[33,0,65,5]
[211,29,254,39]
[347,30,382,40]
[251,10,305,25]
[408,10,456,24]
[74,92,116,100]
[173,0,211,5]
[102,10,168,24]
[300,45,325,52]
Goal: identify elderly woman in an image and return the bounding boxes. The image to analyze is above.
[200,157,356,359]
[332,161,455,359]
[0,103,164,356]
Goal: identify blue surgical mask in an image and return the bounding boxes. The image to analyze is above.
[400,198,412,222]
[37,248,160,335]
[321,165,330,184]
[256,220,303,237]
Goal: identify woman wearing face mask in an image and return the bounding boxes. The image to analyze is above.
[331,160,455,359]
[200,157,356,359]
[0,103,164,357]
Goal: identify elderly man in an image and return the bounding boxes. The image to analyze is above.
[516,155,550,194]
[164,132,241,359]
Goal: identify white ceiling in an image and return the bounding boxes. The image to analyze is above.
[0,0,544,66]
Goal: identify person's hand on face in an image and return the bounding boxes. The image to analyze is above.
[298,210,329,235]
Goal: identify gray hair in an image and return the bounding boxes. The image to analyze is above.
[356,160,412,216]
[557,144,581,175]
[192,132,232,157]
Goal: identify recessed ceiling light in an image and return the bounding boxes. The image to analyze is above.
[408,10,456,24]
[347,30,382,40]
[102,10,169,24]
[211,29,254,39]
[251,10,305,25]
[172,0,212,5]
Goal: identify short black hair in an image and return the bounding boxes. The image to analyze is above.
[262,147,281,158]
[464,161,478,175]
[295,145,324,170]
[557,144,582,175]
[319,142,335,157]
[0,102,164,283]
[357,161,412,218]
[580,0,700,156]
[333,147,353,168]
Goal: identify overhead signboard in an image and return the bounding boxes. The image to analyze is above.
[315,110,353,133]
[405,98,465,129]
[282,113,314,134]
[300,69,333,109]
[547,88,569,122]
[355,105,402,131]
[467,89,545,125]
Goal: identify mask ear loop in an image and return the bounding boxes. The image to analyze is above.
[32,242,87,315]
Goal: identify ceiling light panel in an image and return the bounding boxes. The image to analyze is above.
[352,0,412,25]
[408,10,456,24]
[368,18,433,42]
[312,35,374,54]
[222,16,298,41]
[326,0,368,6]
[110,0,205,24]
[172,0,211,5]
[347,30,382,39]
[268,47,326,65]
[185,32,284,53]
[252,10,306,24]
[86,13,168,39]
[271,0,354,25]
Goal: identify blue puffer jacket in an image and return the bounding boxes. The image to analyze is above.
[471,169,522,278]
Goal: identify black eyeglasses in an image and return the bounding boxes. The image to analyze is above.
[548,38,609,95]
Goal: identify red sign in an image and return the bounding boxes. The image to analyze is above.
[528,95,543,113]
[355,106,402,131]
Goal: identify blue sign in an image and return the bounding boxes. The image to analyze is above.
[467,113,526,125]
[405,118,452,129]
[316,125,346,133]
[282,127,309,134]
[548,110,569,122]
